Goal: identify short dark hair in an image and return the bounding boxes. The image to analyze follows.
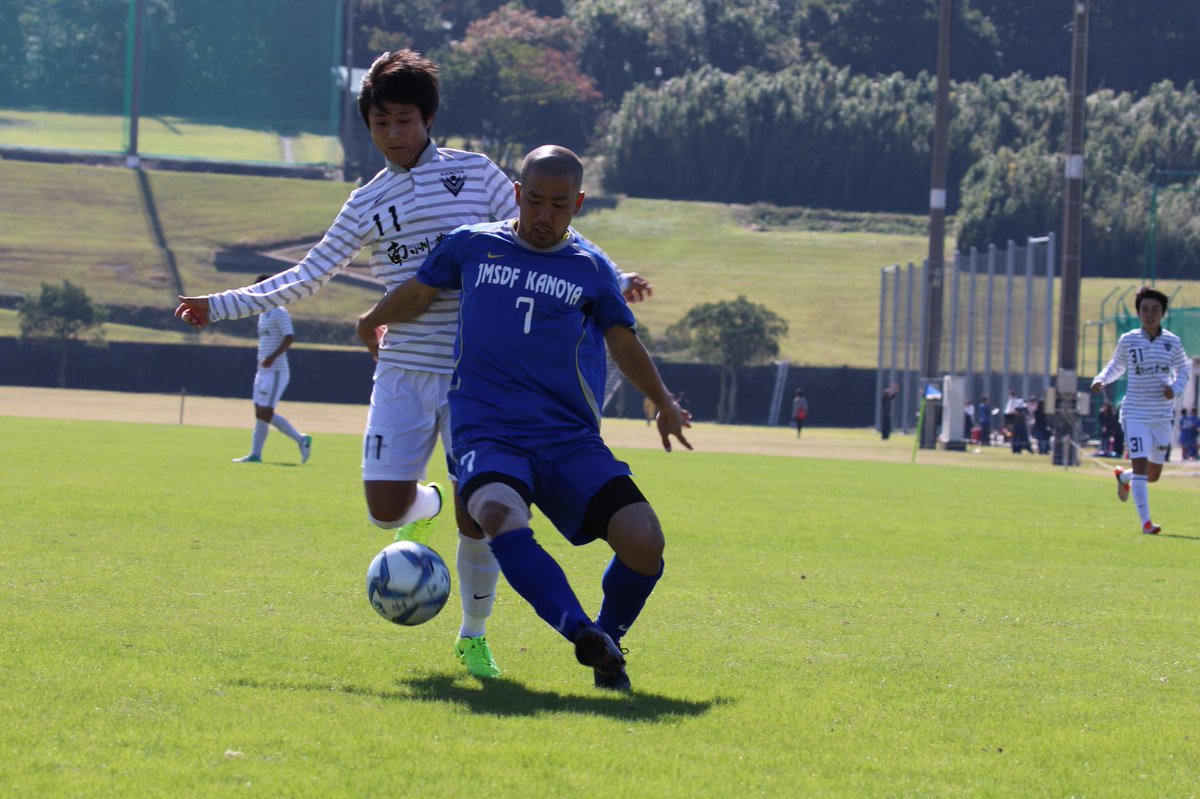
[1135,286,1169,313]
[358,50,440,126]
[519,145,583,189]
[255,274,271,283]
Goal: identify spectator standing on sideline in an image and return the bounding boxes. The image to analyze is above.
[880,383,899,440]
[1180,408,1199,460]
[1031,395,1051,454]
[1009,396,1033,454]
[977,395,992,445]
[231,274,312,465]
[356,145,691,691]
[963,399,975,441]
[1096,401,1120,457]
[792,389,809,438]
[1092,286,1191,535]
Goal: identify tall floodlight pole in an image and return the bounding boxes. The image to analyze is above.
[1054,0,1090,466]
[919,0,952,449]
[123,0,145,168]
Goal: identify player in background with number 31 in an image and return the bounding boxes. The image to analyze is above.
[357,146,690,690]
[1092,286,1191,535]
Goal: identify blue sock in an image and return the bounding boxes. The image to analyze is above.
[597,556,663,644]
[488,528,590,642]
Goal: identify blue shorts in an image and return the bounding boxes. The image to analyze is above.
[454,433,633,544]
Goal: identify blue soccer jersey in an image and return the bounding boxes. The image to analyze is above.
[417,220,636,441]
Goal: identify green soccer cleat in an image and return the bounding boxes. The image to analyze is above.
[232,454,262,463]
[394,482,445,545]
[455,635,502,678]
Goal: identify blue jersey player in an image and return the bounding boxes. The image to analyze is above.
[357,145,692,690]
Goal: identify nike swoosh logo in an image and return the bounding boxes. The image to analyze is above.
[486,252,504,259]
[473,593,494,600]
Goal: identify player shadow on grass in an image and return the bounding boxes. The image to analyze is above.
[399,673,725,720]
[228,674,724,721]
[1155,532,1200,542]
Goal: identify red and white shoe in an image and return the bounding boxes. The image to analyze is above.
[1114,468,1129,503]
[1143,521,1161,536]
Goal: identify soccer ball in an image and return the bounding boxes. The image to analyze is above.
[365,541,451,626]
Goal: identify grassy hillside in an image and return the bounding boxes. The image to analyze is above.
[2,158,1196,369]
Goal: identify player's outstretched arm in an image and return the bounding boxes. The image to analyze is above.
[175,296,210,329]
[605,325,692,452]
[355,278,440,359]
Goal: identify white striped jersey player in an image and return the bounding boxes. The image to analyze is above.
[1093,316,1190,535]
[1094,327,1190,425]
[206,142,517,375]
[256,306,293,372]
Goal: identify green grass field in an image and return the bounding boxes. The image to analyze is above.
[3,415,1200,796]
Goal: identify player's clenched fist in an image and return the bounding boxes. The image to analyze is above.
[175,296,210,328]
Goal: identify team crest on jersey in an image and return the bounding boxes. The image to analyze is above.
[441,170,467,197]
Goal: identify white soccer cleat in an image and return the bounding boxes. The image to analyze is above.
[1114,468,1129,502]
[299,434,313,464]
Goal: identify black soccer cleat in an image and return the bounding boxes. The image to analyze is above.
[574,625,626,680]
[593,664,632,692]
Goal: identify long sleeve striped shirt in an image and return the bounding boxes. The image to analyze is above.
[1094,326,1191,423]
[205,141,517,374]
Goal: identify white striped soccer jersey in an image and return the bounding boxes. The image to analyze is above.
[1094,326,1191,423]
[256,306,293,370]
[205,141,517,374]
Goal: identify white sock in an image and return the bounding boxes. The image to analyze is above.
[1130,474,1150,526]
[1119,468,1132,486]
[394,483,443,527]
[456,531,499,638]
[270,413,304,443]
[251,419,269,457]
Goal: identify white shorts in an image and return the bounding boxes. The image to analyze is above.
[1123,418,1173,464]
[252,368,289,409]
[361,363,453,482]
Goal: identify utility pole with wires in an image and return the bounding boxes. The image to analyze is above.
[1053,0,1090,466]
[919,0,953,449]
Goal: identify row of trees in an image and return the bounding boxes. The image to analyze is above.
[601,68,1200,278]
[4,0,1195,280]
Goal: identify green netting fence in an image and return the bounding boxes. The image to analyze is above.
[0,0,344,166]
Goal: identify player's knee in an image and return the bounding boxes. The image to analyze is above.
[465,482,531,536]
[608,504,664,572]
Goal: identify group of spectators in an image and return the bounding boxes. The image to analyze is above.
[965,391,1051,454]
